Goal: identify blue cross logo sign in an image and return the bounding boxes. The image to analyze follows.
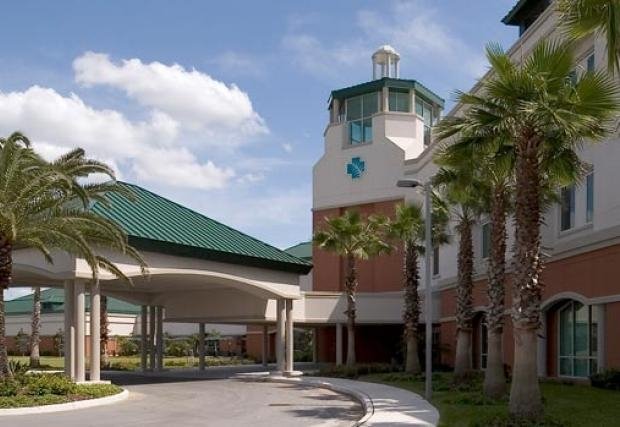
[346,157,365,179]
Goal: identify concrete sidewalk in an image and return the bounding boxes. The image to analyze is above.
[236,374,439,426]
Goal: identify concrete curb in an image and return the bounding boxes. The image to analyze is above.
[0,389,129,416]
[237,375,374,426]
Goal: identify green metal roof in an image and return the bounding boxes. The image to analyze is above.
[90,182,312,274]
[284,241,312,262]
[502,0,550,26]
[330,77,445,108]
[6,289,140,315]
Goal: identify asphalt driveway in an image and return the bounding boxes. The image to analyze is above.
[7,370,362,427]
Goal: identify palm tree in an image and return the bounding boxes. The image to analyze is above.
[30,287,42,368]
[558,0,620,73]
[101,295,109,367]
[313,210,391,367]
[436,137,514,398]
[433,165,486,382]
[0,132,148,378]
[387,201,448,374]
[434,41,619,419]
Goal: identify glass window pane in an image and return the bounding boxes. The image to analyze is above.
[362,93,378,116]
[415,98,423,116]
[560,357,573,376]
[559,304,573,357]
[389,90,410,112]
[347,97,362,121]
[575,358,589,377]
[590,307,598,358]
[423,104,432,126]
[586,173,594,223]
[362,118,373,142]
[560,186,575,231]
[424,126,431,146]
[349,120,363,144]
[574,302,589,357]
[482,223,491,258]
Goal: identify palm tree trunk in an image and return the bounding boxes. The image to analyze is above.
[344,254,357,367]
[509,139,543,419]
[484,187,508,398]
[29,287,41,368]
[101,295,109,367]
[454,217,474,380]
[0,240,12,378]
[403,242,421,374]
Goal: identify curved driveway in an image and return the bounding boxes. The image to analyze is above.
[8,371,362,427]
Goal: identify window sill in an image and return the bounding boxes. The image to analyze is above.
[558,223,593,239]
[343,141,372,150]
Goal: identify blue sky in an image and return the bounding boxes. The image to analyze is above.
[3,1,519,298]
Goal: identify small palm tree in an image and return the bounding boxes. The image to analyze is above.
[387,201,448,374]
[433,163,487,382]
[0,132,148,378]
[558,0,620,73]
[314,210,391,367]
[30,287,42,368]
[435,41,619,419]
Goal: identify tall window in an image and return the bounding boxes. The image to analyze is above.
[346,92,378,145]
[586,172,594,223]
[560,185,575,231]
[389,88,410,112]
[432,246,439,276]
[480,320,488,369]
[415,97,435,146]
[587,53,595,72]
[481,223,491,259]
[559,301,598,377]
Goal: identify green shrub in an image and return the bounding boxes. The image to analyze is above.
[166,340,191,357]
[472,414,566,427]
[24,374,77,396]
[116,336,139,356]
[590,369,620,391]
[0,380,19,397]
[318,363,401,379]
[74,384,121,398]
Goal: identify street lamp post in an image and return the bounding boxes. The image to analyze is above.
[397,179,433,401]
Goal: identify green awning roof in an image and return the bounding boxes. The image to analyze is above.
[90,182,312,274]
[6,288,140,315]
[284,241,312,262]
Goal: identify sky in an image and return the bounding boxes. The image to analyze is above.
[3,0,519,300]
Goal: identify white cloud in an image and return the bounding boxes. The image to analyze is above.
[283,0,486,82]
[73,52,268,141]
[211,51,264,77]
[0,85,233,189]
[282,143,293,153]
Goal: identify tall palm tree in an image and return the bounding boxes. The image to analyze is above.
[558,0,620,73]
[101,295,109,367]
[313,210,391,367]
[387,201,448,374]
[433,165,486,382]
[436,137,514,398]
[30,287,42,368]
[0,132,148,378]
[435,41,619,419]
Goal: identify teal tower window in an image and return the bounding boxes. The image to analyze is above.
[346,93,377,145]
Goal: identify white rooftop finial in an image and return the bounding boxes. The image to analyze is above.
[372,45,400,80]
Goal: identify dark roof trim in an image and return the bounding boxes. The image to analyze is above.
[129,236,313,275]
[330,77,444,108]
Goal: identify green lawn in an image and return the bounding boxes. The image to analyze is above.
[9,355,254,371]
[360,372,620,427]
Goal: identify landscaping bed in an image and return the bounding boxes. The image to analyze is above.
[0,367,122,409]
[359,371,620,427]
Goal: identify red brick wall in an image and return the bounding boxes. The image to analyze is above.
[313,199,403,293]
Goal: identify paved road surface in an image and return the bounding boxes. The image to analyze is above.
[7,375,362,427]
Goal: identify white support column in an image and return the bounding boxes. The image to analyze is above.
[262,324,269,367]
[140,306,148,372]
[89,281,101,382]
[156,306,164,372]
[63,281,75,379]
[382,86,389,112]
[198,322,206,371]
[335,323,343,366]
[74,281,86,382]
[275,299,285,374]
[148,306,156,371]
[285,299,294,374]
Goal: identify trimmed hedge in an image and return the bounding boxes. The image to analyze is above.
[591,369,620,391]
